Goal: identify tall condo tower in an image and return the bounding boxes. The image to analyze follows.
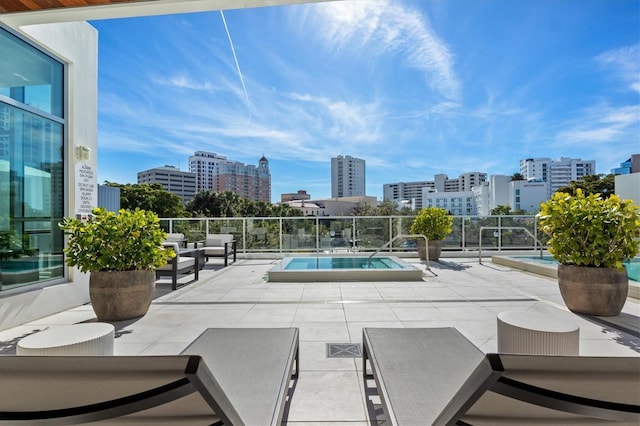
[189,151,271,202]
[331,155,366,198]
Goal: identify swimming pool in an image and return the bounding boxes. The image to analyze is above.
[492,255,640,282]
[267,256,424,282]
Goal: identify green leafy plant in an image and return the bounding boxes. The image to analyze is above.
[410,207,453,240]
[538,189,640,270]
[0,230,37,261]
[59,207,174,273]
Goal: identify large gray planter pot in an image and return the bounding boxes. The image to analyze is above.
[417,240,443,262]
[89,270,155,321]
[557,264,628,316]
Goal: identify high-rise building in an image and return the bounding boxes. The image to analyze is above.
[423,190,477,216]
[459,172,488,192]
[137,165,196,203]
[188,151,271,202]
[611,155,639,175]
[383,181,434,210]
[331,155,365,198]
[520,157,595,197]
[383,172,487,210]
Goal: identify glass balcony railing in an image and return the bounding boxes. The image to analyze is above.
[160,215,546,254]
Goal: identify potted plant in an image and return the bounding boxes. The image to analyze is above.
[538,189,640,316]
[410,207,453,261]
[59,207,174,321]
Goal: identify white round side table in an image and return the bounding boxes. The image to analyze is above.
[17,323,115,356]
[497,310,579,355]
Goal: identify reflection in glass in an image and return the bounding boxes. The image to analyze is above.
[0,28,65,291]
[0,28,64,117]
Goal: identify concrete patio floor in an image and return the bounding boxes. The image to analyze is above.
[1,257,639,425]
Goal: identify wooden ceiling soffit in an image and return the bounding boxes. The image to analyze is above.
[0,0,156,14]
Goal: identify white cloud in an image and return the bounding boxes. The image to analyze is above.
[286,92,383,143]
[306,0,460,100]
[595,44,640,93]
[153,74,216,91]
[556,105,640,145]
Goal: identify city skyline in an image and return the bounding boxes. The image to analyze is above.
[94,0,639,202]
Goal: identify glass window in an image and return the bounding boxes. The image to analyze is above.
[0,28,63,117]
[0,27,65,291]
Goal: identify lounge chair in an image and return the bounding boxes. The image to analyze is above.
[362,327,640,425]
[155,242,199,290]
[0,327,299,425]
[202,234,237,266]
[182,328,299,426]
[164,233,187,248]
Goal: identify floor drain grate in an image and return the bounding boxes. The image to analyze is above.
[327,343,362,358]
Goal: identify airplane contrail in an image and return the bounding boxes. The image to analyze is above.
[220,10,251,110]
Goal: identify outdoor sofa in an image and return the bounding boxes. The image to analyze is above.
[362,327,640,425]
[202,234,237,266]
[0,327,299,425]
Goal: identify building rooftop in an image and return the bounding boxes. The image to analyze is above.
[1,257,638,424]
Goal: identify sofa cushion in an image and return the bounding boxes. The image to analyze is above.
[162,242,180,255]
[157,257,195,271]
[165,233,185,244]
[205,234,234,247]
[204,247,226,256]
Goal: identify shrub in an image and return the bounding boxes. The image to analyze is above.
[537,189,640,270]
[59,207,173,273]
[410,207,453,241]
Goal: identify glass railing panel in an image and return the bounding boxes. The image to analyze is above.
[318,217,355,252]
[158,215,540,254]
[388,216,416,252]
[463,216,498,250]
[245,218,280,252]
[171,218,207,244]
[443,216,464,250]
[206,218,244,249]
[282,217,316,252]
[496,216,538,250]
[354,216,391,252]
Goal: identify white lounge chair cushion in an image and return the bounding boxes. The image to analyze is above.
[165,233,185,244]
[204,247,226,256]
[157,257,195,271]
[162,242,180,254]
[205,234,234,247]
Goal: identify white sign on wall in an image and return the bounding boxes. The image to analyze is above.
[75,163,97,217]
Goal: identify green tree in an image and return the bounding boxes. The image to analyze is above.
[354,200,414,216]
[105,182,186,217]
[186,191,239,217]
[376,200,400,216]
[511,173,525,181]
[187,190,302,218]
[491,205,512,215]
[270,203,303,217]
[556,174,615,198]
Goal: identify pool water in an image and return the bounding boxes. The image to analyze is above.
[516,256,639,282]
[284,256,405,270]
[268,256,423,282]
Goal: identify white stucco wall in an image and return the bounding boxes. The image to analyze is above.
[615,173,640,206]
[0,22,97,330]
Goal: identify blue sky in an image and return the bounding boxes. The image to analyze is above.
[92,0,639,202]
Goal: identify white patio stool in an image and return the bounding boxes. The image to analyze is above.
[17,323,115,356]
[497,310,579,355]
